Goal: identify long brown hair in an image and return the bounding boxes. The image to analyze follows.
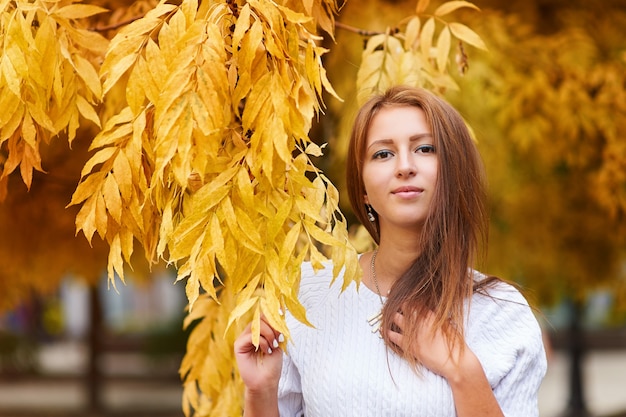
[346,85,493,368]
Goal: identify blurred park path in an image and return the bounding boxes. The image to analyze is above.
[1,341,625,416]
[539,350,626,417]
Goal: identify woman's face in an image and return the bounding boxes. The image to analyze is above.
[362,105,438,234]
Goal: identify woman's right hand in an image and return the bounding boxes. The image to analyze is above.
[234,317,284,393]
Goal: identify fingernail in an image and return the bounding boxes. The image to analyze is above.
[267,348,273,354]
[272,339,279,348]
[278,333,285,343]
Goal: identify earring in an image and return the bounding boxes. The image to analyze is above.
[366,204,376,222]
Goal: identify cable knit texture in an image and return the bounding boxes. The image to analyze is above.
[278,261,547,417]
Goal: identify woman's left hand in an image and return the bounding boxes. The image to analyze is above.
[388,311,505,417]
[387,310,475,381]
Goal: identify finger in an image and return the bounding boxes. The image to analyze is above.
[387,327,404,350]
[393,312,406,332]
[259,317,284,353]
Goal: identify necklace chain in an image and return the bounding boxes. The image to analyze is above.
[367,249,384,335]
[370,249,384,305]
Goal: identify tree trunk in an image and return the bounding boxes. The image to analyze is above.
[87,285,102,412]
[561,299,592,417]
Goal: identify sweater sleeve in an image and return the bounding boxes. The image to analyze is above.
[469,283,548,417]
[277,351,304,417]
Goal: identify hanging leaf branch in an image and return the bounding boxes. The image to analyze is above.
[68,0,358,414]
[356,0,487,103]
[0,0,107,194]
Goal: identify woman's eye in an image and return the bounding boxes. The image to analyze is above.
[416,145,435,154]
[373,150,393,159]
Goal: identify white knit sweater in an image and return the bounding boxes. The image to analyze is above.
[278,261,547,417]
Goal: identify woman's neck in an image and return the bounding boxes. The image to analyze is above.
[371,230,422,293]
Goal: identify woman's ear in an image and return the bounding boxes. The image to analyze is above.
[363,194,369,205]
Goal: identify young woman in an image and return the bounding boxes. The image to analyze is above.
[235,86,547,417]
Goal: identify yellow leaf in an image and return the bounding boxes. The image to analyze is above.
[54,4,108,20]
[74,55,102,99]
[80,147,115,178]
[19,142,43,189]
[89,107,134,150]
[416,0,430,14]
[1,55,21,96]
[0,100,24,142]
[102,174,122,224]
[27,100,56,134]
[260,291,288,336]
[309,242,328,271]
[434,1,479,17]
[101,52,140,96]
[404,17,421,50]
[119,227,134,264]
[420,17,435,58]
[250,303,260,347]
[112,151,133,200]
[209,213,225,259]
[75,195,97,242]
[0,90,20,129]
[76,95,101,128]
[340,246,361,290]
[108,233,125,289]
[95,192,108,238]
[180,0,198,24]
[157,200,174,258]
[235,166,255,208]
[242,72,272,129]
[225,296,259,335]
[283,288,311,327]
[305,220,343,247]
[145,39,168,99]
[436,26,451,72]
[21,112,37,149]
[279,221,301,270]
[186,274,200,309]
[267,197,293,241]
[232,4,252,52]
[194,255,218,301]
[221,198,263,253]
[275,3,313,24]
[69,171,106,206]
[67,28,109,55]
[449,22,487,51]
[269,114,291,164]
[5,44,28,80]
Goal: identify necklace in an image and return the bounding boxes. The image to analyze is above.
[366,249,384,335]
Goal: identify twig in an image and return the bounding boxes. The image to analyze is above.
[334,21,385,37]
[90,15,143,32]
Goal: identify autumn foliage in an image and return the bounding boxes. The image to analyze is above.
[3,0,625,415]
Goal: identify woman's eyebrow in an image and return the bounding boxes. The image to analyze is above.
[366,133,433,151]
[409,133,433,142]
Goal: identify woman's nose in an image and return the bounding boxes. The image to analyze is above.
[396,152,416,177]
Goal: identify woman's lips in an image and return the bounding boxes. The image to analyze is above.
[392,186,423,198]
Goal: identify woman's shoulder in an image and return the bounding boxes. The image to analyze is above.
[468,272,543,340]
[471,271,531,307]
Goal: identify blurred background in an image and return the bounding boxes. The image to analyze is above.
[1,0,626,416]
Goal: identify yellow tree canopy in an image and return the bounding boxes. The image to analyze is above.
[446,7,626,308]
